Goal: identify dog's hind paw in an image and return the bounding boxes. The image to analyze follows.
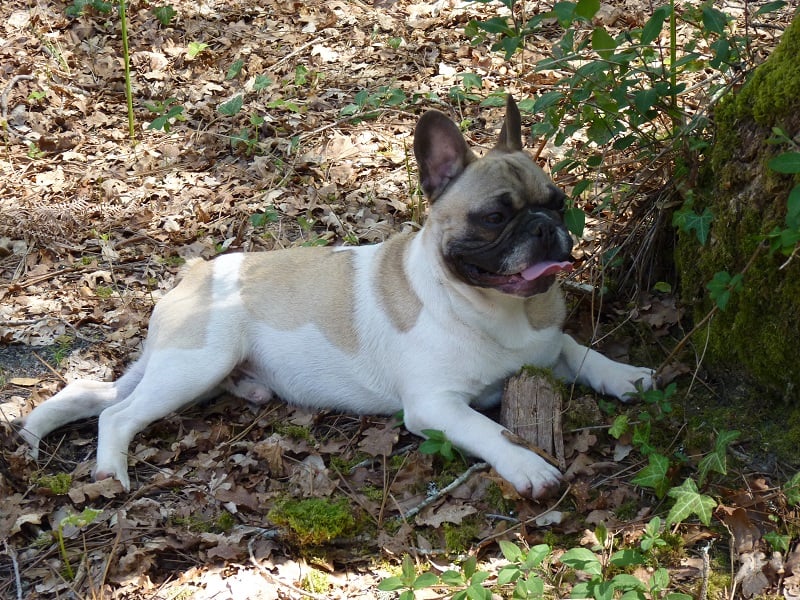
[94,458,131,491]
[17,423,42,460]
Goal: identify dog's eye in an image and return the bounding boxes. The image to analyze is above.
[482,212,507,226]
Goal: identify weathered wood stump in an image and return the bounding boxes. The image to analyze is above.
[500,369,566,471]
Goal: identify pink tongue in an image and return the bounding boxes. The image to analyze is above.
[520,261,573,281]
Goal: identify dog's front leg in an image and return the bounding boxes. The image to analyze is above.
[403,396,561,498]
[553,334,655,401]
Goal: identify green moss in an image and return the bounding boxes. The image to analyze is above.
[734,14,800,128]
[485,482,514,514]
[443,519,480,553]
[275,423,314,442]
[214,511,236,533]
[676,11,800,402]
[35,473,72,495]
[300,568,330,594]
[171,510,236,534]
[268,497,356,546]
[361,484,385,502]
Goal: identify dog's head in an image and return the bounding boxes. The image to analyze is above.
[414,96,573,297]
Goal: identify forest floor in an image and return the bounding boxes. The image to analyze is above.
[0,0,798,598]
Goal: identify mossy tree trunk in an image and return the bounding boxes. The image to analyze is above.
[675,12,800,401]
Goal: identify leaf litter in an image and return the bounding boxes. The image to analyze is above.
[0,0,798,597]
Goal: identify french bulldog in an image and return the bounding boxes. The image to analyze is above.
[19,96,654,496]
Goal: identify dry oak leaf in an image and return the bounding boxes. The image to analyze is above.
[358,424,399,457]
[416,502,478,528]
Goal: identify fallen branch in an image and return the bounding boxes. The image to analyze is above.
[1,74,34,129]
[400,461,489,522]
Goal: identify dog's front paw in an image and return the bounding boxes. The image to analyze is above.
[495,449,562,498]
[609,365,656,403]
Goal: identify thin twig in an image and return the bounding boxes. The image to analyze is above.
[477,485,572,548]
[1,74,35,123]
[401,462,489,521]
[700,542,711,600]
[3,540,23,600]
[32,351,68,383]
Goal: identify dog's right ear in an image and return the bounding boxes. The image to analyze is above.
[413,110,477,202]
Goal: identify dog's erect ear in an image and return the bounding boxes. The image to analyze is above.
[495,94,523,153]
[413,110,477,202]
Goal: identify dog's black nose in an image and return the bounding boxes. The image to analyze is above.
[529,218,556,239]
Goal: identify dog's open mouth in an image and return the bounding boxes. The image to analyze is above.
[461,260,573,296]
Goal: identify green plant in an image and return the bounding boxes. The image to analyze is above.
[64,0,136,140]
[145,98,185,132]
[340,86,408,121]
[378,554,439,600]
[186,41,209,59]
[250,205,280,229]
[762,135,800,258]
[65,0,111,17]
[152,4,176,26]
[379,530,695,599]
[52,334,75,365]
[418,429,464,464]
[55,508,102,580]
[440,555,492,600]
[494,541,550,599]
[26,142,46,159]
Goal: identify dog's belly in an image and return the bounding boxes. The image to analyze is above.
[243,323,402,415]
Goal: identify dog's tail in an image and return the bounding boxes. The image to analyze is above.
[18,355,148,458]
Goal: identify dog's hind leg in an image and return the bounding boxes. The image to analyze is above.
[93,348,238,490]
[19,356,149,458]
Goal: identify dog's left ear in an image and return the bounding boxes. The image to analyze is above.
[495,94,523,153]
[413,110,477,202]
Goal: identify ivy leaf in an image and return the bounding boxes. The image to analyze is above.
[672,204,713,245]
[634,88,659,117]
[666,478,717,526]
[218,95,244,116]
[632,453,670,498]
[707,271,742,311]
[609,415,629,439]
[697,430,739,486]
[784,472,800,506]
[186,41,209,59]
[254,74,273,91]
[459,72,483,91]
[226,59,244,80]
